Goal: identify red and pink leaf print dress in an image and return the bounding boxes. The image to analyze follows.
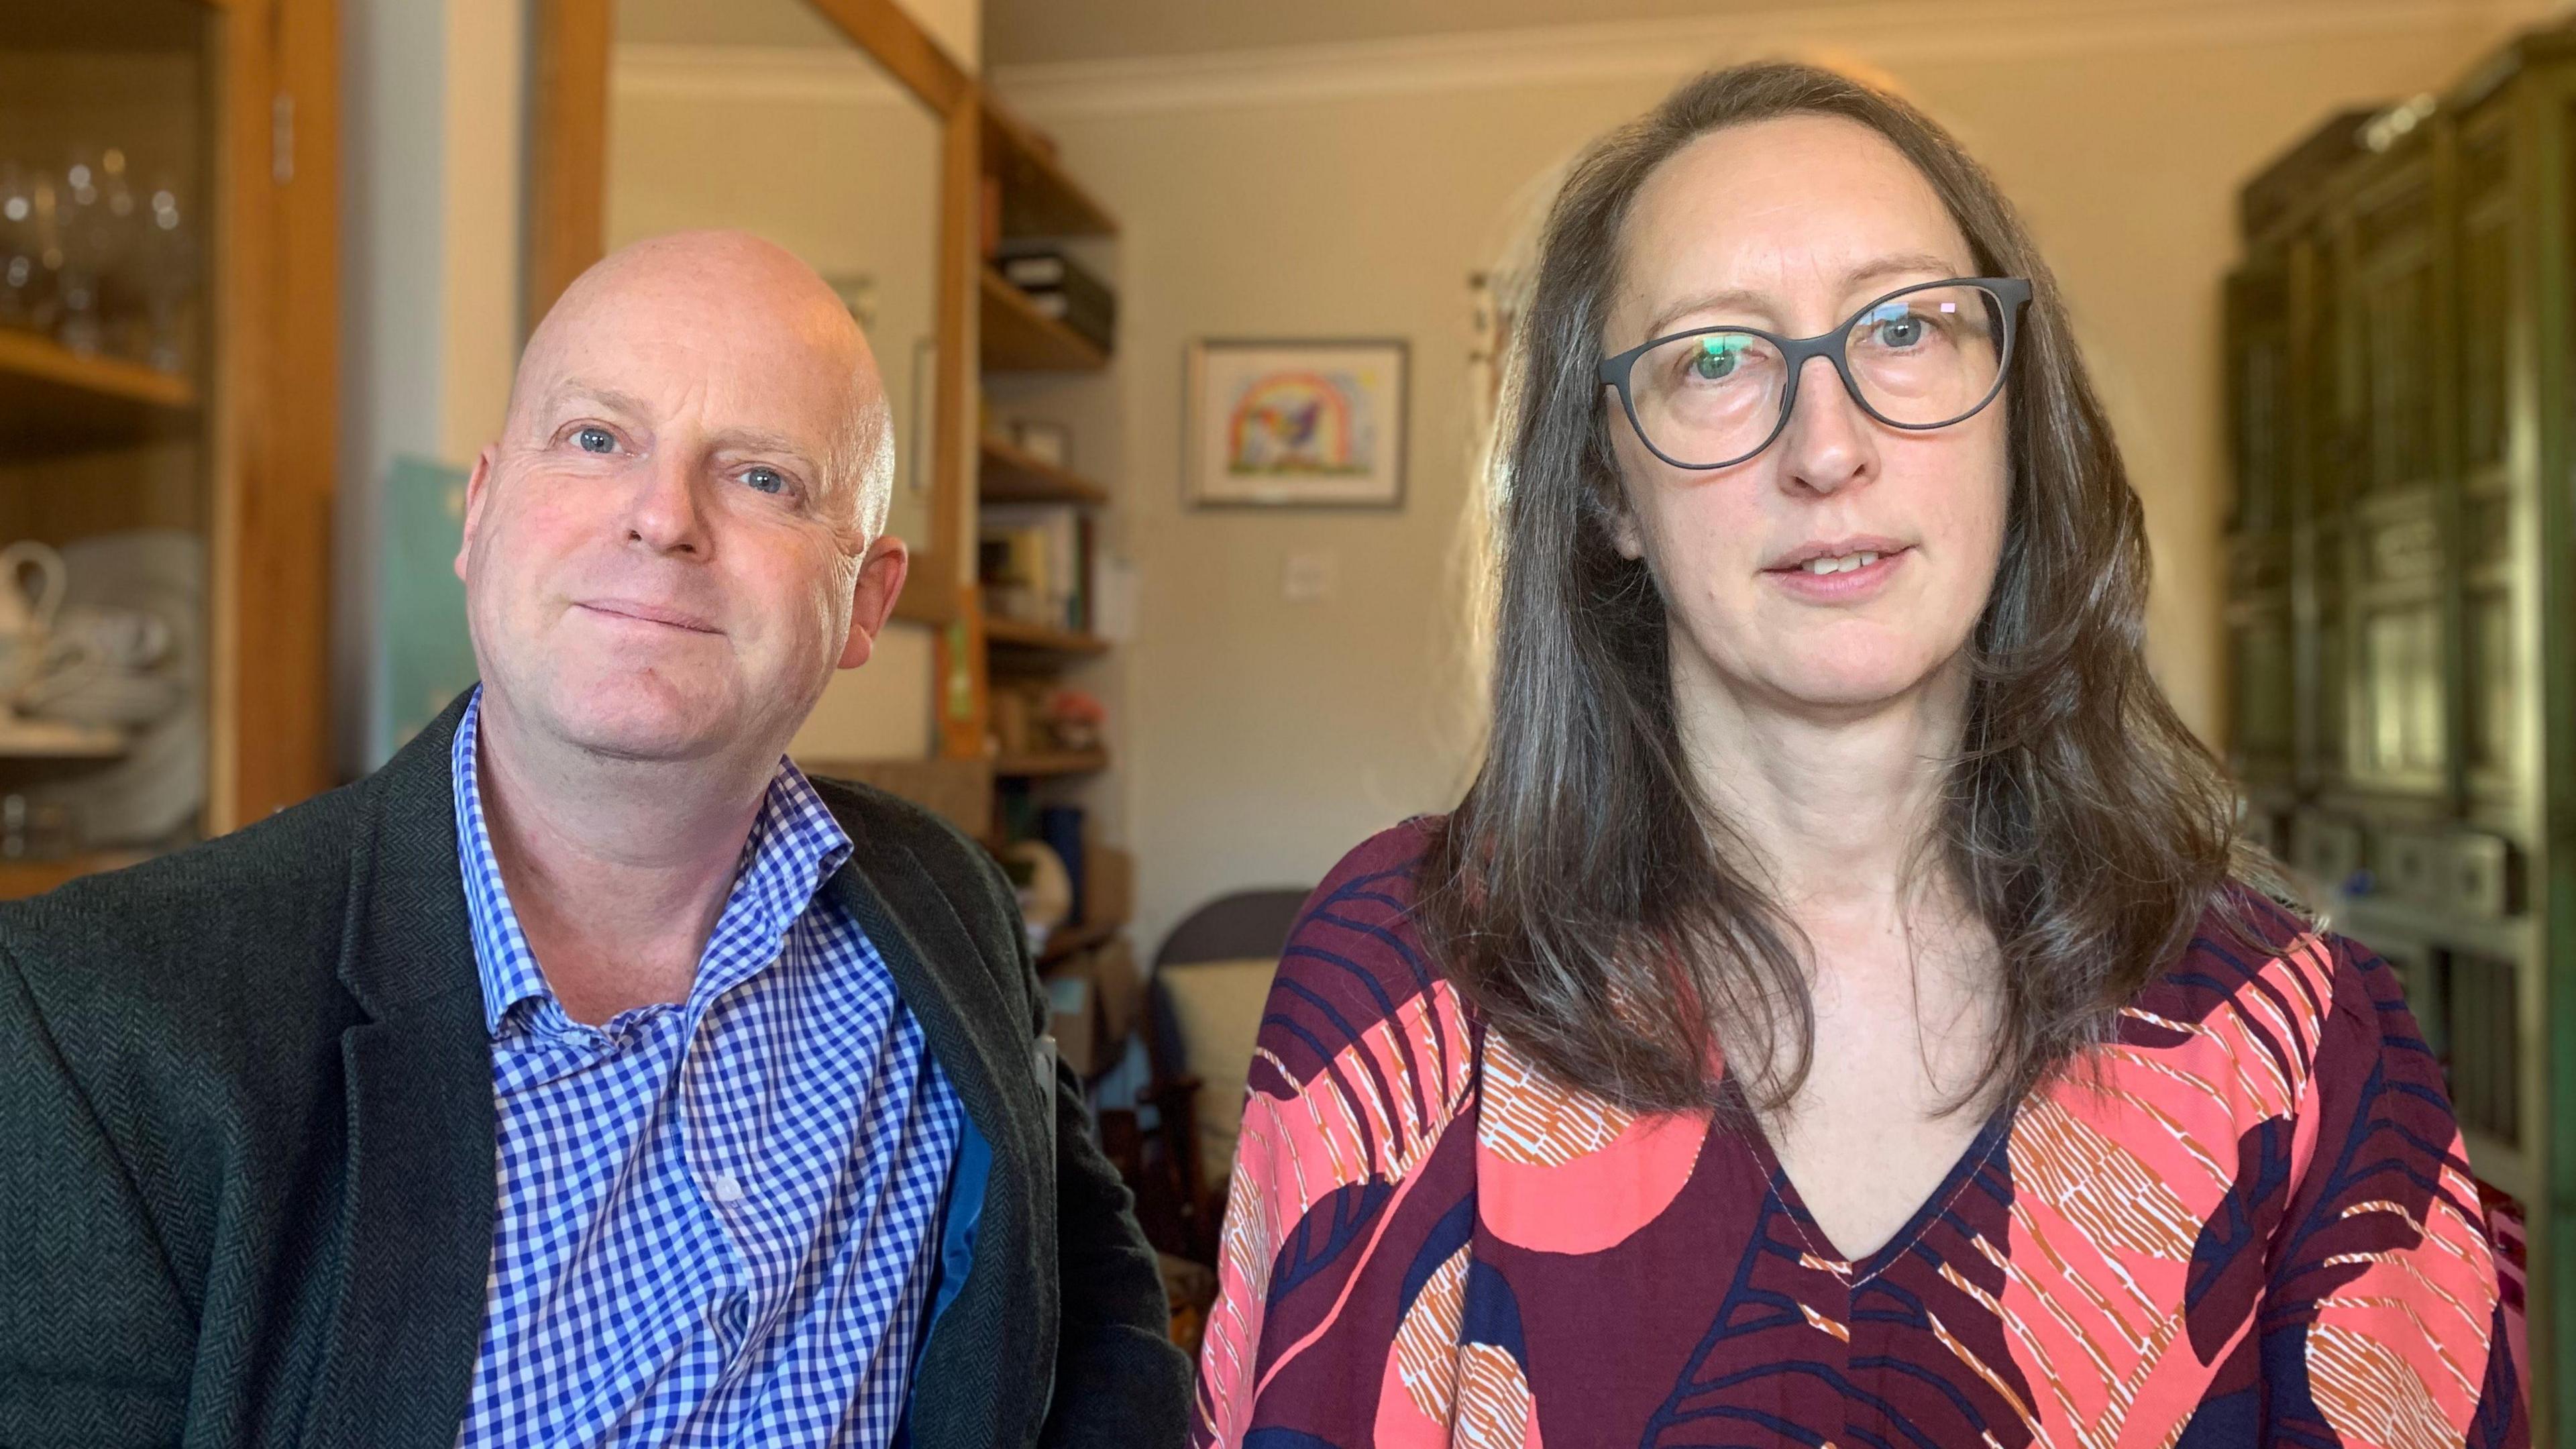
[1191,822,2526,1449]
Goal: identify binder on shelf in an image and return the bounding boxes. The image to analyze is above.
[997,246,1117,354]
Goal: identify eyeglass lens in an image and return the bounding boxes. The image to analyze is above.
[1624,282,2010,468]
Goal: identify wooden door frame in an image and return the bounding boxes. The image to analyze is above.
[523,0,970,627]
[206,0,339,829]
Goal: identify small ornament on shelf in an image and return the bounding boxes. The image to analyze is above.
[1042,688,1106,753]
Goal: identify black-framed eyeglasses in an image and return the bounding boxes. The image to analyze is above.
[1597,277,2033,471]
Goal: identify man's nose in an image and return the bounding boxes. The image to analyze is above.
[623,447,711,556]
[1775,354,1876,497]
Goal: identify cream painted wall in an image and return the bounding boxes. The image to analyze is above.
[997,2,2550,956]
[337,0,526,771]
[607,47,949,759]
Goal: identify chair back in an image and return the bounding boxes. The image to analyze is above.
[1148,888,1311,1079]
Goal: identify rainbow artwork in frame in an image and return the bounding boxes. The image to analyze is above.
[1184,338,1409,508]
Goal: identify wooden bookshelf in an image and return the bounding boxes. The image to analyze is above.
[0,328,199,458]
[993,747,1108,779]
[981,266,1108,372]
[979,435,1109,506]
[983,616,1112,657]
[965,85,1122,866]
[980,95,1118,240]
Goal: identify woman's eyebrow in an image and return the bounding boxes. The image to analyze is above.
[1642,252,1966,338]
[1841,252,1964,294]
[1645,286,1770,339]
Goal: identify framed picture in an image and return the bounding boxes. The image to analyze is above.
[1184,338,1409,508]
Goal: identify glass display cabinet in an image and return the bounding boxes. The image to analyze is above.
[0,0,335,894]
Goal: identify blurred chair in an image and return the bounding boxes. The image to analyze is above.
[1102,888,1309,1266]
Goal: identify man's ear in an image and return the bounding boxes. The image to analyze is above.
[837,535,911,670]
[453,443,500,582]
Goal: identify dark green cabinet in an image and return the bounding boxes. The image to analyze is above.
[2228,25,2576,1439]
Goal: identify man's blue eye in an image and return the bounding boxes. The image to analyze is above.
[576,427,614,453]
[745,467,785,494]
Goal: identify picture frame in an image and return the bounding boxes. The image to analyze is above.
[1183,338,1409,508]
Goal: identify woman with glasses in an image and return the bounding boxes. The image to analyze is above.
[1191,62,2524,1448]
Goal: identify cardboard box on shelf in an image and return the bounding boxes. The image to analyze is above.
[1043,936,1143,1079]
[1091,936,1142,1046]
[1040,950,1095,1078]
[1083,843,1132,928]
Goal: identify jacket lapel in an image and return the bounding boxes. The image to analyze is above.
[824,811,1057,1447]
[828,839,1042,1173]
[301,696,498,1449]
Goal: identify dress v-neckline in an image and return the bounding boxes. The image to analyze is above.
[1715,1069,2021,1281]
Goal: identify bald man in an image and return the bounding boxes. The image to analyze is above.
[0,232,1188,1449]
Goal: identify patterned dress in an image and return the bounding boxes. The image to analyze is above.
[1191,822,2526,1448]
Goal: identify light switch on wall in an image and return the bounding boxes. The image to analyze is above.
[1283,550,1338,602]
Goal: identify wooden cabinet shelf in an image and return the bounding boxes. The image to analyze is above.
[1036,916,1118,966]
[979,436,1108,506]
[981,267,1108,372]
[984,616,1111,657]
[981,97,1118,241]
[994,747,1107,779]
[0,328,199,458]
[0,718,129,759]
[0,851,150,901]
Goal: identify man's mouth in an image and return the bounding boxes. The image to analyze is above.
[576,599,723,634]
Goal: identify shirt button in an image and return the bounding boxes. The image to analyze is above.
[710,1171,745,1205]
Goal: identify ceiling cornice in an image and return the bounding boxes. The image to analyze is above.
[984,0,2545,119]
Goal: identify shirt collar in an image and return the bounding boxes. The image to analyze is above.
[449,686,856,1040]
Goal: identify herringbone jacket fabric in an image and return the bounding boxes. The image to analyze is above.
[0,692,1188,1449]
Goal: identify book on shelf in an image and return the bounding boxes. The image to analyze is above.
[978,504,1091,634]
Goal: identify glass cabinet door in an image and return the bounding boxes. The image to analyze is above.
[2455,117,2522,812]
[2341,159,2449,795]
[0,0,219,885]
[2296,230,2351,792]
[2225,265,2296,780]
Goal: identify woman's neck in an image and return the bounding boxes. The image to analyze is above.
[1670,647,1972,919]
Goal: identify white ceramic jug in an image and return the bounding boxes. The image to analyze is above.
[0,541,68,699]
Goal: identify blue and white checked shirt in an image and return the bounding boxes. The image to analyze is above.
[451,690,965,1447]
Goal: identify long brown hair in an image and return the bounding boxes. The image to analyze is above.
[1424,61,2251,1116]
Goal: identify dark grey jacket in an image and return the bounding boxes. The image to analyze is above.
[0,693,1189,1448]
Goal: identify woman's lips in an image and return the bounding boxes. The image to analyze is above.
[1762,546,1907,602]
